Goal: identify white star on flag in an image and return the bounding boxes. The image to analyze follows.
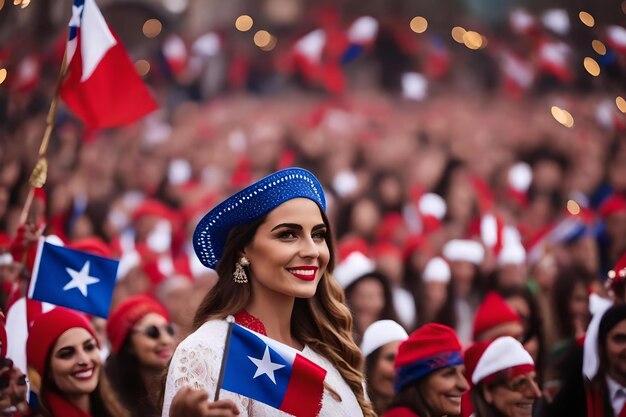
[69,4,83,28]
[248,346,285,384]
[63,261,100,297]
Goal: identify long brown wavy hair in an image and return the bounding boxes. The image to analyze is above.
[193,208,376,417]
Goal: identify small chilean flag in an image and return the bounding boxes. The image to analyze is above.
[221,323,326,417]
[60,0,157,128]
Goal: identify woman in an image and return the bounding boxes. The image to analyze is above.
[382,323,469,417]
[464,336,541,417]
[105,295,176,417]
[162,167,375,417]
[26,308,128,417]
[361,320,409,415]
[335,251,402,343]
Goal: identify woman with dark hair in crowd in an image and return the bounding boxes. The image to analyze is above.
[334,249,403,343]
[383,323,469,417]
[498,286,547,386]
[105,295,175,417]
[26,308,129,417]
[162,168,376,417]
[361,320,409,415]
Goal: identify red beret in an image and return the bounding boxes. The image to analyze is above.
[473,291,521,341]
[26,308,97,377]
[69,237,113,259]
[106,295,169,353]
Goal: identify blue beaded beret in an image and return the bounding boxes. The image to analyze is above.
[193,167,326,269]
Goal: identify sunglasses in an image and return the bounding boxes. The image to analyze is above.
[132,324,175,340]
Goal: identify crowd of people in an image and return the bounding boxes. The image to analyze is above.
[1,2,626,417]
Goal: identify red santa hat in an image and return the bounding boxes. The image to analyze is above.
[417,193,447,235]
[26,308,98,377]
[473,291,522,341]
[336,237,371,261]
[443,239,485,265]
[394,323,464,391]
[465,336,535,385]
[106,295,169,353]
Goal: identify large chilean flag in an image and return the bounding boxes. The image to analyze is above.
[60,0,157,128]
[222,323,327,417]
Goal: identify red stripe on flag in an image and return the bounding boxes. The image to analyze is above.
[279,353,326,417]
[61,34,157,129]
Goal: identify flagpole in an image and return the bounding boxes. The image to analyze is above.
[20,52,69,225]
[214,315,235,401]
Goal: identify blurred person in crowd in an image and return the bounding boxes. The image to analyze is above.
[26,308,129,417]
[344,270,402,344]
[106,295,175,417]
[546,303,626,417]
[549,266,592,352]
[472,292,524,344]
[372,171,406,215]
[361,320,409,415]
[465,336,541,417]
[416,257,451,326]
[382,323,469,417]
[162,168,376,417]
[441,239,486,345]
[155,275,195,340]
[373,242,417,330]
[499,286,547,385]
[0,319,28,415]
[335,196,382,243]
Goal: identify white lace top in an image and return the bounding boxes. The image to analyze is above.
[162,319,365,417]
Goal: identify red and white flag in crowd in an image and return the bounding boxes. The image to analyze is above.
[60,0,157,128]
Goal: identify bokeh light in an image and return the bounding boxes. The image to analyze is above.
[253,30,271,48]
[463,31,483,50]
[584,57,600,76]
[20,0,29,8]
[260,35,278,52]
[579,11,595,27]
[410,16,428,34]
[592,40,607,55]
[135,60,151,76]
[235,15,254,32]
[0,68,7,85]
[0,0,4,10]
[551,106,574,128]
[143,19,162,38]
[451,26,466,43]
[566,199,581,215]
[616,96,626,113]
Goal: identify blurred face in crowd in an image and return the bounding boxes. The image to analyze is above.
[130,313,175,369]
[49,328,101,398]
[348,277,385,335]
[369,341,401,400]
[505,296,539,362]
[423,281,448,320]
[446,172,475,226]
[421,365,469,416]
[569,282,590,336]
[532,160,562,193]
[450,261,476,297]
[483,371,541,417]
[350,198,380,240]
[244,198,330,301]
[605,319,626,386]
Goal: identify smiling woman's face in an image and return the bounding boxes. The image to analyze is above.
[49,328,100,397]
[421,364,469,416]
[483,371,542,417]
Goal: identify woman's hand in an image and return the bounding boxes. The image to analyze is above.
[169,387,240,417]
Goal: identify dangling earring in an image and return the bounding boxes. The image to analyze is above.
[233,256,249,284]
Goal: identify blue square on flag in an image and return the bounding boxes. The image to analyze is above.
[222,323,326,417]
[28,239,118,318]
